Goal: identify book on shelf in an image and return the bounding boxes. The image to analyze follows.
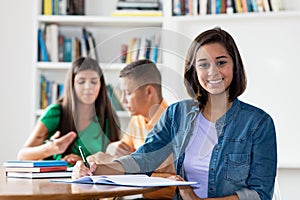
[137,37,146,60]
[87,31,99,61]
[150,32,160,63]
[58,34,64,62]
[63,38,72,62]
[106,84,124,111]
[6,171,72,179]
[51,82,58,104]
[67,0,85,15]
[116,0,160,10]
[45,24,59,62]
[53,174,198,187]
[3,160,68,168]
[172,0,182,15]
[40,75,48,109]
[131,37,141,62]
[82,28,98,61]
[234,0,243,13]
[43,0,52,15]
[121,44,128,63]
[38,28,49,62]
[4,166,68,173]
[42,0,85,15]
[262,0,271,11]
[40,75,64,109]
[250,0,259,12]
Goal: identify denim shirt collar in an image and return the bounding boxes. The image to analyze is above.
[215,98,240,137]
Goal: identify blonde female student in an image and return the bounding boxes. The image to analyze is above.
[18,57,120,165]
[72,28,277,200]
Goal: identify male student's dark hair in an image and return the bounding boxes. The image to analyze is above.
[119,59,162,98]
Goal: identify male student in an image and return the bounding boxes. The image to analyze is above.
[87,59,175,199]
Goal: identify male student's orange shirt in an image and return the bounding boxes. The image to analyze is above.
[121,99,176,199]
[121,99,168,150]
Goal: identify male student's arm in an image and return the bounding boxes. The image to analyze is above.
[106,140,134,157]
[106,118,136,157]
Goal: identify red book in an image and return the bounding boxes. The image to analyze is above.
[4,166,67,173]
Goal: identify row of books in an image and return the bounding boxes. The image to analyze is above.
[38,24,98,62]
[40,75,64,109]
[42,0,85,15]
[122,33,161,64]
[172,0,284,16]
[3,160,72,179]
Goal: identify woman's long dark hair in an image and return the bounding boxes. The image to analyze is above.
[56,57,120,156]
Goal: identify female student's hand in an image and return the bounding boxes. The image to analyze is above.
[62,153,82,165]
[72,160,97,179]
[48,131,77,155]
[169,175,201,200]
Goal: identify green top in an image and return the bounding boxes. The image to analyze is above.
[39,103,109,162]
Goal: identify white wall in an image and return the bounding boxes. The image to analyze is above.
[0,1,36,162]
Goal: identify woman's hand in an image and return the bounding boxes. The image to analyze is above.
[169,175,201,200]
[61,153,81,165]
[72,161,97,179]
[48,131,77,155]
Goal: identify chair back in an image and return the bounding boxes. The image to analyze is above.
[272,178,281,200]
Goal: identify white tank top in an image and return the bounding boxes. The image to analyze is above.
[183,112,218,198]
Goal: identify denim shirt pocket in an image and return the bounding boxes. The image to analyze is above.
[224,153,250,183]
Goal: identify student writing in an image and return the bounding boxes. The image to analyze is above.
[87,59,175,199]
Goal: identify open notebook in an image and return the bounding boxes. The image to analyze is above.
[53,174,198,187]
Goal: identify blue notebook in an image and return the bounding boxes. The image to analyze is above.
[3,160,68,168]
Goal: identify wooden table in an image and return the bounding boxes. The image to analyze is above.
[0,169,158,200]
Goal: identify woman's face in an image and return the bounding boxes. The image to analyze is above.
[74,69,101,105]
[195,42,233,96]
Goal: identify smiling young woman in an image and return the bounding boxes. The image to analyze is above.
[73,28,277,200]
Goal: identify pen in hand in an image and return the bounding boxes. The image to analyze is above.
[78,145,90,169]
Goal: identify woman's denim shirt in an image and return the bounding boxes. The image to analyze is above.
[118,98,277,200]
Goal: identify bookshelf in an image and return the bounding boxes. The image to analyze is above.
[34,0,165,130]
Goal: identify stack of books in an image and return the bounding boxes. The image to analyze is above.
[112,0,163,17]
[3,160,72,179]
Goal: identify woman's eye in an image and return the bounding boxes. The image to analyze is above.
[217,61,227,67]
[198,62,210,68]
[78,81,85,84]
[91,81,98,85]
